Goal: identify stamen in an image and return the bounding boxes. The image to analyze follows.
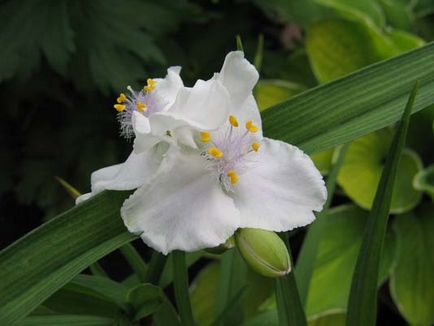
[200,132,211,142]
[117,93,127,103]
[208,147,224,158]
[144,78,157,92]
[227,170,239,185]
[229,115,239,127]
[114,104,126,112]
[251,142,260,152]
[136,102,147,111]
[246,120,258,133]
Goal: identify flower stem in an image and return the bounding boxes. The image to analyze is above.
[119,243,147,283]
[172,250,195,326]
[145,251,167,284]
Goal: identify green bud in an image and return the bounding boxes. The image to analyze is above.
[235,228,291,278]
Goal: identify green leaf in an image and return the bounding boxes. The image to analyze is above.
[346,82,418,326]
[306,19,396,83]
[0,0,74,81]
[191,262,220,326]
[314,0,385,28]
[413,164,434,200]
[390,204,434,326]
[0,191,136,325]
[310,149,335,175]
[172,251,195,326]
[305,205,395,317]
[275,234,307,326]
[16,315,114,326]
[379,0,413,30]
[128,284,164,320]
[296,143,350,306]
[308,313,345,326]
[387,29,426,52]
[119,243,148,283]
[70,274,130,312]
[256,80,306,111]
[337,130,423,213]
[262,42,434,155]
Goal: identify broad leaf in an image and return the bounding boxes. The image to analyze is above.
[390,204,434,326]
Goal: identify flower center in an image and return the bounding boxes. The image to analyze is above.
[200,115,261,191]
[113,79,166,139]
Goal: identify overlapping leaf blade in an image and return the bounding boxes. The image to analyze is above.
[262,42,434,154]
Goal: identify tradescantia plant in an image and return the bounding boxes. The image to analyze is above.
[1,1,434,326]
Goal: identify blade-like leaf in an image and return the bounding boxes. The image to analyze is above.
[275,234,307,326]
[345,82,418,326]
[16,315,114,326]
[262,43,434,154]
[0,191,136,325]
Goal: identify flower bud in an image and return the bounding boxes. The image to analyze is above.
[235,228,291,278]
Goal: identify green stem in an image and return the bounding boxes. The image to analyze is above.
[119,243,147,283]
[275,234,307,326]
[172,251,195,326]
[89,261,108,278]
[295,143,350,306]
[145,252,167,284]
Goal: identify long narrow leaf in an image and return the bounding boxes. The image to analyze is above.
[295,143,350,305]
[172,251,195,326]
[0,191,136,325]
[275,234,307,326]
[262,43,434,154]
[346,82,418,326]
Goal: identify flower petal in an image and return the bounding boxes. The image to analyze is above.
[121,148,240,254]
[151,78,230,133]
[154,66,184,110]
[132,111,162,153]
[76,147,165,204]
[218,51,259,107]
[232,138,327,231]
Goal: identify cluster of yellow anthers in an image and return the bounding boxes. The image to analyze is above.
[200,115,260,185]
[113,79,156,112]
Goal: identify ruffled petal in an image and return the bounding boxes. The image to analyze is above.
[121,148,240,254]
[154,66,184,110]
[76,147,165,205]
[218,51,259,107]
[132,111,163,153]
[151,78,230,134]
[232,138,327,231]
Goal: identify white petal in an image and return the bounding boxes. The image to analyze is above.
[218,51,259,107]
[121,148,240,254]
[232,138,327,231]
[154,66,184,110]
[79,148,164,203]
[152,78,230,133]
[132,112,162,153]
[235,94,263,138]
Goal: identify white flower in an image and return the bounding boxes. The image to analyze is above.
[76,53,243,203]
[120,53,327,254]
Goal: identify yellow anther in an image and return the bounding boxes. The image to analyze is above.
[227,170,239,185]
[251,142,260,152]
[229,115,239,127]
[144,78,157,92]
[136,102,147,111]
[208,147,224,158]
[117,93,127,103]
[200,132,211,142]
[114,104,126,112]
[246,120,259,133]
